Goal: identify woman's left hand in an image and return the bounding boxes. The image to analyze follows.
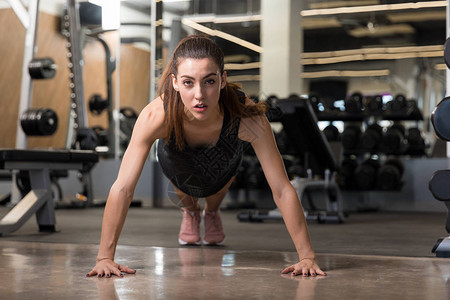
[280,258,327,277]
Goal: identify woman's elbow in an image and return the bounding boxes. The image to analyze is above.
[109,181,134,203]
[272,183,298,205]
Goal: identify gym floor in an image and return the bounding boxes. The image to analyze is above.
[1,206,449,299]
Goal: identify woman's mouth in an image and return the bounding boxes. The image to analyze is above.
[194,104,208,112]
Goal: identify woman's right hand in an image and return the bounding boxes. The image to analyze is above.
[86,258,136,278]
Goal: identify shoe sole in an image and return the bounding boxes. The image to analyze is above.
[178,238,201,246]
[202,238,225,246]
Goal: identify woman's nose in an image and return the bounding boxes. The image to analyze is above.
[194,84,204,99]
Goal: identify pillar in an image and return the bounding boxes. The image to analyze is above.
[260,0,302,98]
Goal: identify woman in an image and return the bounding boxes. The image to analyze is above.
[87,35,326,278]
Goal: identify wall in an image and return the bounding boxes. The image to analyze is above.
[0,8,150,149]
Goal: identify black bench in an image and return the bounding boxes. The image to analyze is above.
[238,97,345,223]
[0,149,98,236]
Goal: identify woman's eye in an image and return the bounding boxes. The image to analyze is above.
[205,79,215,85]
[183,80,192,86]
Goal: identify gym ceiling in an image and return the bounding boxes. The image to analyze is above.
[122,0,447,77]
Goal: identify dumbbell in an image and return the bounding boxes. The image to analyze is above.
[354,158,380,190]
[231,158,251,189]
[444,37,450,69]
[365,95,383,113]
[308,94,321,113]
[89,94,109,115]
[345,92,363,114]
[246,161,267,189]
[20,108,58,136]
[91,125,108,146]
[249,95,260,103]
[288,164,305,179]
[265,95,283,122]
[381,124,406,154]
[406,127,426,156]
[75,128,99,150]
[431,96,450,141]
[360,123,382,152]
[337,157,358,190]
[28,57,57,79]
[429,169,450,201]
[386,94,407,113]
[323,124,340,142]
[341,124,362,153]
[275,129,294,155]
[377,159,404,190]
[119,107,138,151]
[406,99,421,115]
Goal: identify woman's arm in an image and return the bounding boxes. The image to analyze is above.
[239,114,326,277]
[87,98,166,278]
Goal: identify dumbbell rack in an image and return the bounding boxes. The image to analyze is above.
[63,0,88,148]
[317,98,424,194]
[60,0,94,206]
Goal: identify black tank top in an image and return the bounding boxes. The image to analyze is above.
[157,97,244,198]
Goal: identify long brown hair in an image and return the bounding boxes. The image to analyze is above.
[158,34,266,150]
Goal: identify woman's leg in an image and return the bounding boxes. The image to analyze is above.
[172,185,201,245]
[204,177,235,212]
[172,185,200,211]
[203,177,235,245]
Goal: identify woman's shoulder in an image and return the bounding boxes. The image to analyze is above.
[141,97,165,120]
[135,97,166,138]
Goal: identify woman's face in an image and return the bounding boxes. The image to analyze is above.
[172,57,226,121]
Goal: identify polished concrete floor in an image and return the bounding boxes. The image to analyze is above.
[1,207,450,299]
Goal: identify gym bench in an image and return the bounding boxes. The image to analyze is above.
[0,149,98,236]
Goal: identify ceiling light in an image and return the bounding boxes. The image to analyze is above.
[301,69,390,78]
[348,24,415,38]
[301,1,446,17]
[181,18,262,53]
[386,11,445,23]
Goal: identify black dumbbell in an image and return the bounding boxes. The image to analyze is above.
[429,169,450,201]
[345,92,363,114]
[381,124,406,154]
[89,94,109,115]
[275,129,294,155]
[354,158,380,190]
[231,158,251,189]
[432,96,450,141]
[406,127,426,156]
[337,157,358,190]
[288,164,306,179]
[406,99,421,115]
[265,95,283,122]
[75,128,99,150]
[444,37,450,69]
[360,123,383,152]
[249,95,259,103]
[91,125,108,146]
[323,124,341,142]
[386,94,407,113]
[377,159,404,190]
[20,108,58,136]
[28,57,57,79]
[341,124,362,153]
[365,95,383,113]
[246,161,267,189]
[308,94,321,113]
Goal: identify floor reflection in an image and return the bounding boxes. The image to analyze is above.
[1,241,450,300]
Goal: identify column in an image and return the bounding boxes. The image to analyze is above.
[260,0,302,98]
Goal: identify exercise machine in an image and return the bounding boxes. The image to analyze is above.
[0,149,98,236]
[238,96,345,223]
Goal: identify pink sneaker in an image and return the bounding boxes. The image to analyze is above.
[178,208,201,245]
[203,210,225,245]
